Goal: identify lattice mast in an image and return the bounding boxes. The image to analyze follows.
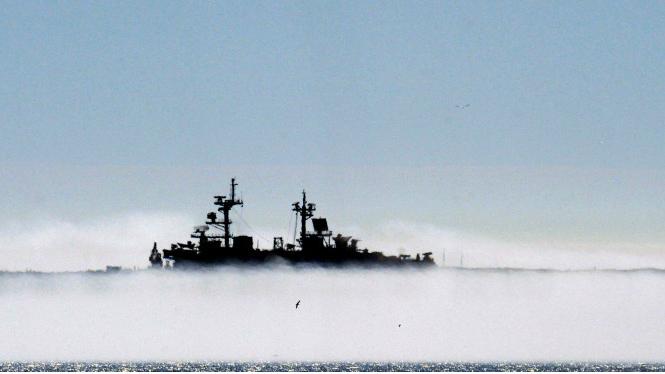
[212,178,243,248]
[292,190,315,248]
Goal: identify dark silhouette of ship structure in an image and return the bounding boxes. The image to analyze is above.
[149,178,435,269]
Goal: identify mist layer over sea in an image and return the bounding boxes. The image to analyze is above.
[1,267,664,363]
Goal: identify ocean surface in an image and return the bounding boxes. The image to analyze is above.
[2,362,665,372]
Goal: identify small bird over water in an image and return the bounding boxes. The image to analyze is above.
[295,300,301,309]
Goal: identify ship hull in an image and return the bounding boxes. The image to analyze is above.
[162,248,435,269]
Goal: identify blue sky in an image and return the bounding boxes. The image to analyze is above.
[1,1,664,250]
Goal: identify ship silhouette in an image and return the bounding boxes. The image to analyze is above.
[149,178,435,269]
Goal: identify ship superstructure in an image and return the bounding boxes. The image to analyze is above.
[152,178,435,268]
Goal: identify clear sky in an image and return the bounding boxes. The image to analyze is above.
[1,1,665,265]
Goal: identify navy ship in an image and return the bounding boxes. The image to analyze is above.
[149,179,435,269]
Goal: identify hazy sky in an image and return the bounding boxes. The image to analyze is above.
[1,1,664,262]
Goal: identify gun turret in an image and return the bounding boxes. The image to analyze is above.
[149,242,162,268]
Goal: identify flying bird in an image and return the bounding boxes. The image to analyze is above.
[456,104,471,109]
[295,300,301,309]
[398,324,402,328]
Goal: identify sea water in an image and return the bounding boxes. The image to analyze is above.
[2,362,665,371]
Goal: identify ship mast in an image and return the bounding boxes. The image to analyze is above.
[292,190,315,249]
[213,178,243,248]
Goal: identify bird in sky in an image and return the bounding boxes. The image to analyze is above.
[456,104,471,109]
[398,324,401,328]
[295,300,301,309]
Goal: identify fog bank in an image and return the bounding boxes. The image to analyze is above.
[1,268,665,361]
[1,213,664,272]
